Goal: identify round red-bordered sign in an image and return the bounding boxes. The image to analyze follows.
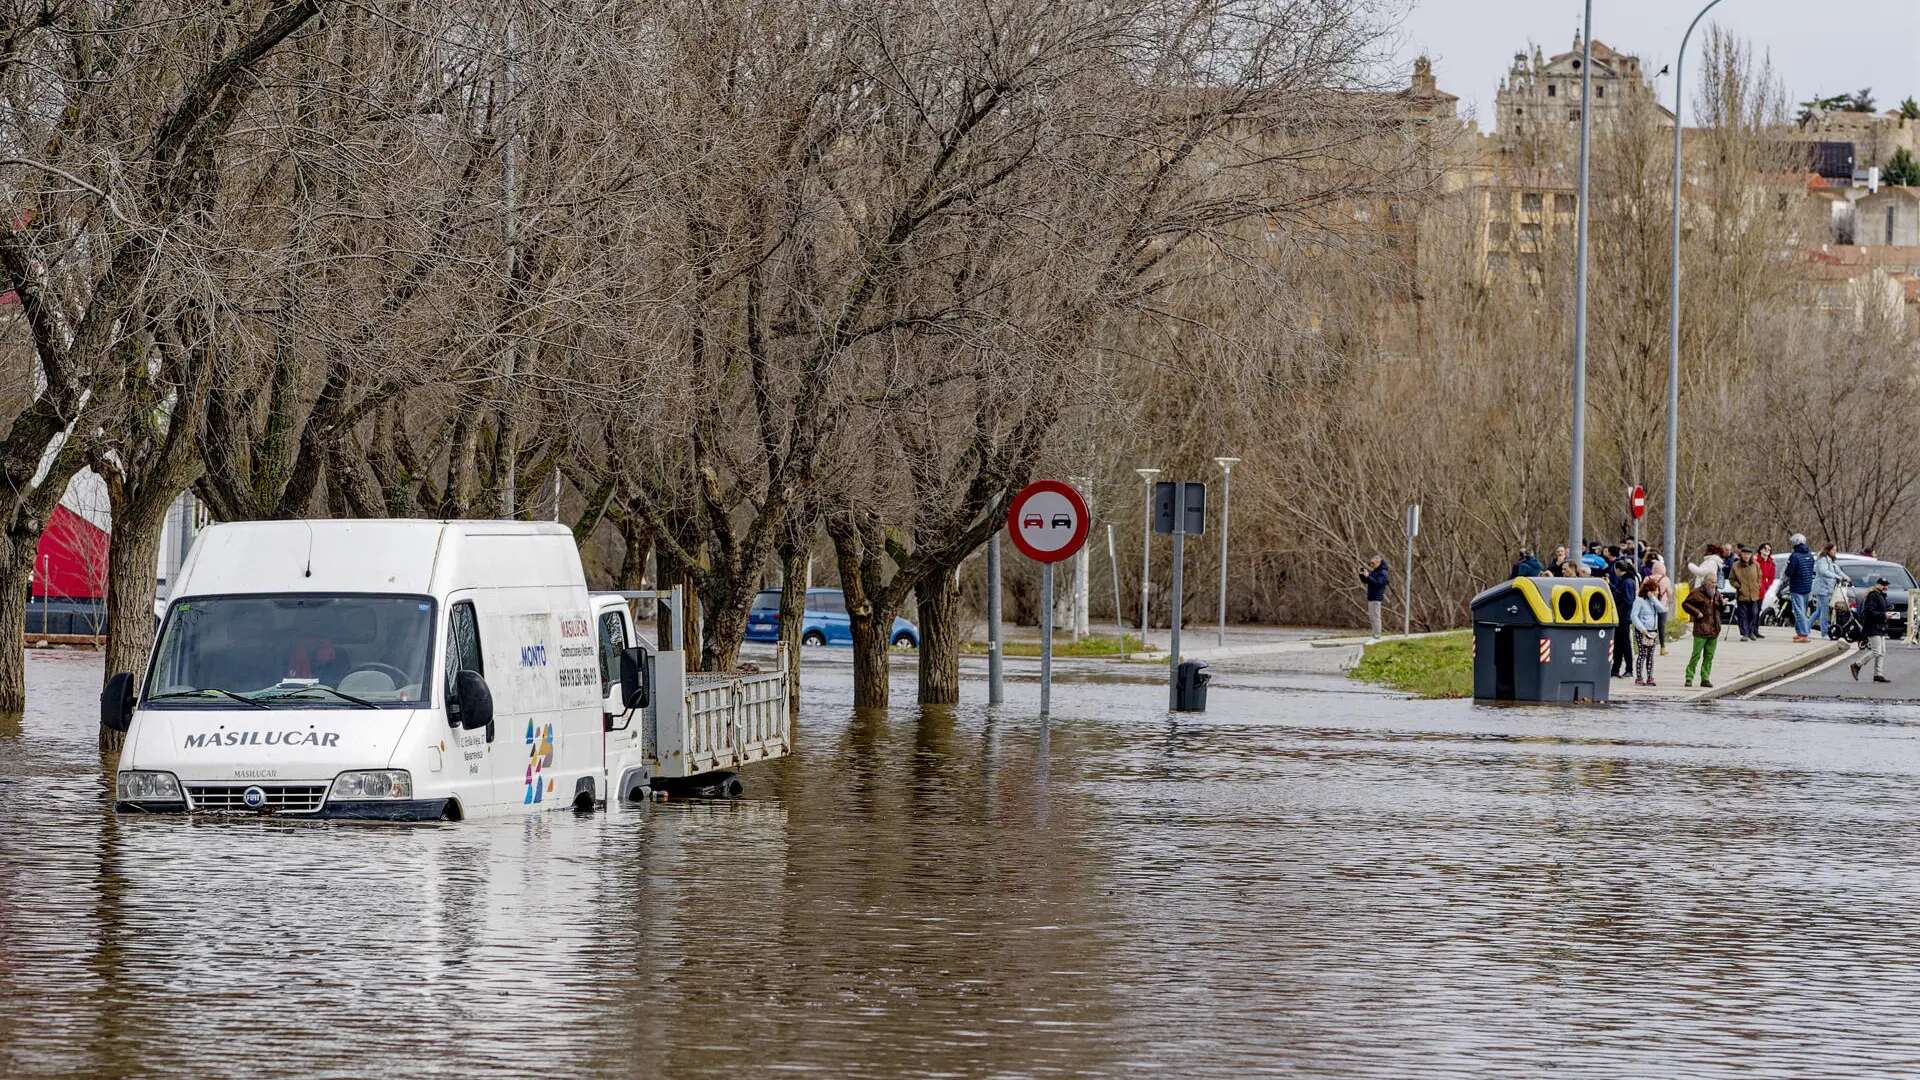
[1007,480,1090,564]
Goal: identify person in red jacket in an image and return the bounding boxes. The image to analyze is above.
[1756,541,1777,638]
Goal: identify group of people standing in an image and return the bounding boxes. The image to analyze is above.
[1509,532,1896,690]
[1513,540,1675,688]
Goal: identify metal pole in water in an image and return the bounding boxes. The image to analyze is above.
[987,532,1004,706]
[1136,468,1158,636]
[1169,518,1184,711]
[1215,458,1237,647]
[1040,561,1054,717]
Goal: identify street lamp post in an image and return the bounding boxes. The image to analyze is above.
[1665,0,1728,583]
[1213,457,1239,647]
[1135,468,1159,638]
[1568,1,1595,557]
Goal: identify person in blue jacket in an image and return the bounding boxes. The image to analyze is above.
[1512,549,1543,578]
[1361,555,1389,641]
[1783,533,1816,641]
[1607,559,1638,678]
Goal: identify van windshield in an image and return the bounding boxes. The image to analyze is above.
[145,594,435,708]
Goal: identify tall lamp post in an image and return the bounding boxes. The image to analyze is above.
[1664,0,1728,582]
[1568,2,1596,556]
[1213,457,1239,647]
[1135,467,1160,637]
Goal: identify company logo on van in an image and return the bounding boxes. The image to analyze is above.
[559,616,591,639]
[520,642,549,667]
[184,730,341,749]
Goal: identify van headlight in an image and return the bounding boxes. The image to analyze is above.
[116,770,182,802]
[329,770,413,801]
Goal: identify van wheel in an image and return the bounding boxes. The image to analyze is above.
[891,632,916,649]
[802,630,827,646]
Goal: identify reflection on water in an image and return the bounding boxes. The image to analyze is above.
[4,648,1920,1077]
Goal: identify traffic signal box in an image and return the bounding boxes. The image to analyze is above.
[1469,577,1619,703]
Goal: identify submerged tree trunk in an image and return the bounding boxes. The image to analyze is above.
[915,566,963,705]
[0,533,36,716]
[848,606,893,708]
[778,541,806,721]
[99,494,169,754]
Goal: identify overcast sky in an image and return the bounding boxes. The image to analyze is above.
[1394,0,1920,126]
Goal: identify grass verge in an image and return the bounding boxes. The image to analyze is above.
[962,633,1150,658]
[1347,630,1473,699]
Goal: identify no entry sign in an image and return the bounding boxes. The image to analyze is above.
[1629,485,1647,519]
[1007,479,1090,564]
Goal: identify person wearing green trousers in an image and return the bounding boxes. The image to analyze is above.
[1682,584,1721,689]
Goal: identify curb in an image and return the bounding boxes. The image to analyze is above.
[1691,639,1848,703]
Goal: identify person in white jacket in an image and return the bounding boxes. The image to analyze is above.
[1687,543,1724,589]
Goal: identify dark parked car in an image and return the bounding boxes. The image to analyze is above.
[744,588,919,648]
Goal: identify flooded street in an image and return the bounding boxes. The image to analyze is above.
[5,648,1920,1078]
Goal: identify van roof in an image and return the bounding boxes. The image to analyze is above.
[175,520,579,598]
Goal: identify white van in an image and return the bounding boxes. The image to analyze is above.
[106,520,790,821]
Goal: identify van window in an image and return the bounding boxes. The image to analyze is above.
[445,601,483,713]
[598,609,627,693]
[751,590,781,614]
[144,594,435,708]
[811,591,847,615]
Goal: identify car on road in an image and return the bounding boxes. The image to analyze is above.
[745,587,919,649]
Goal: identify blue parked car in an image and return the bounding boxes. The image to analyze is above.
[745,588,919,648]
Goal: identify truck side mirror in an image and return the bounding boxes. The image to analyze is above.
[620,647,648,710]
[101,672,135,732]
[454,669,493,730]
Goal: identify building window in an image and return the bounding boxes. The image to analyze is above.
[1519,222,1543,247]
[1890,208,1897,245]
[1777,193,1789,211]
[1596,85,1605,99]
[1569,109,1581,122]
[1554,193,1575,212]
[1521,192,1543,211]
[1488,254,1510,274]
[1548,83,1557,97]
[1489,222,1512,242]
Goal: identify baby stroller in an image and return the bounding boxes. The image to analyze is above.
[1826,581,1866,643]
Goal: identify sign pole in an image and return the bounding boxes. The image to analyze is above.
[1169,514,1184,711]
[1040,562,1054,717]
[987,532,1004,705]
[1007,478,1090,721]
[1403,503,1419,638]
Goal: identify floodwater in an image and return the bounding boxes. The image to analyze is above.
[5,648,1920,1078]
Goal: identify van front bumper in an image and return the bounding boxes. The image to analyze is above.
[114,798,450,821]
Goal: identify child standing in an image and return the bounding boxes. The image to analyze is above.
[1630,577,1667,686]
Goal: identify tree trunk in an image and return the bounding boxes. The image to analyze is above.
[654,541,702,661]
[849,606,892,708]
[778,542,806,721]
[700,579,754,673]
[100,495,169,754]
[615,517,651,590]
[915,567,963,705]
[0,531,36,715]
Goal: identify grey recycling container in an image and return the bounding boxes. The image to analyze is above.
[1469,576,1618,703]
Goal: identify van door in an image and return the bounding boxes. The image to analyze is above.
[596,599,649,801]
[442,595,495,814]
[813,590,851,644]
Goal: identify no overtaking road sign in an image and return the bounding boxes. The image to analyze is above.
[1007,480,1090,564]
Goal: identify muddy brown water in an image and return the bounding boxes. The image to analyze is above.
[4,648,1919,1078]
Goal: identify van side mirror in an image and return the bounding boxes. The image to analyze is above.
[101,672,135,732]
[620,647,648,710]
[453,669,493,730]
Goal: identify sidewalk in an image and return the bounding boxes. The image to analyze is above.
[1610,629,1847,704]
